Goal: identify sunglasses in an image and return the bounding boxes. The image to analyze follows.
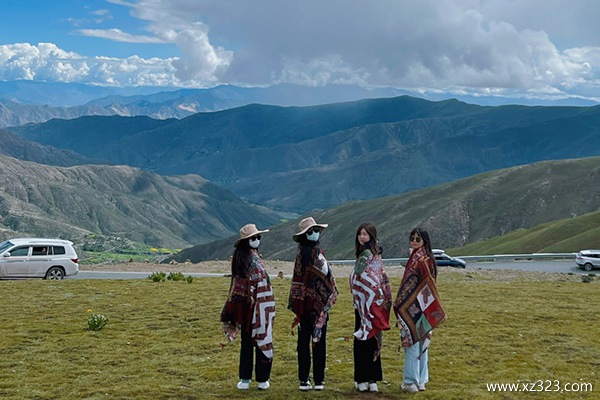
[306,227,321,235]
[409,236,422,243]
[249,235,261,241]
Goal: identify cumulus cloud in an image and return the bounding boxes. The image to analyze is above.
[3,0,600,101]
[0,42,181,87]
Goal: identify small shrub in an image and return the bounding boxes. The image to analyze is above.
[581,275,594,283]
[87,313,108,331]
[147,272,166,282]
[167,272,185,281]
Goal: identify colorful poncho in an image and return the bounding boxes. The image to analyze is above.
[350,250,392,341]
[288,247,338,342]
[393,247,446,351]
[220,250,276,359]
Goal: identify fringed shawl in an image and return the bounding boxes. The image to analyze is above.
[288,247,338,341]
[221,250,275,359]
[393,247,446,350]
[350,250,392,341]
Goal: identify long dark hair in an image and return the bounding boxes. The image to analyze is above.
[231,239,253,277]
[296,235,320,270]
[355,222,379,258]
[410,227,437,277]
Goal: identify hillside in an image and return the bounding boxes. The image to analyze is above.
[166,156,600,262]
[9,96,600,212]
[0,129,98,167]
[0,154,280,248]
[451,209,600,255]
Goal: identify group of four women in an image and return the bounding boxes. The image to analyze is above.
[220,217,446,393]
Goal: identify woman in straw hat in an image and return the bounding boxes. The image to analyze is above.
[350,222,392,393]
[221,224,275,391]
[288,217,338,391]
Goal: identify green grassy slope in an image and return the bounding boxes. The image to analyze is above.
[451,209,600,255]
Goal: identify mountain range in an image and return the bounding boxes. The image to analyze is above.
[8,96,600,213]
[2,80,597,129]
[2,86,600,257]
[166,156,600,262]
[0,81,404,128]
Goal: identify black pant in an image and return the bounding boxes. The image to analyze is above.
[297,314,327,385]
[353,310,383,383]
[239,326,272,382]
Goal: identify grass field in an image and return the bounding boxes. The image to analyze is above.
[0,269,598,399]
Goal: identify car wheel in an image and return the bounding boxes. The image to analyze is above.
[45,267,65,280]
[584,263,594,271]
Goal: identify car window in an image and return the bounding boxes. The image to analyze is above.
[32,246,49,256]
[9,246,30,256]
[0,241,13,253]
[52,246,66,255]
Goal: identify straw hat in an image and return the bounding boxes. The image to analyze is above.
[234,223,270,247]
[292,217,328,242]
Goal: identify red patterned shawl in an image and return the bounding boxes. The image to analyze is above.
[350,250,392,341]
[393,247,446,349]
[221,250,276,359]
[288,248,338,341]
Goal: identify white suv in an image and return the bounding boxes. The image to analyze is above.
[575,250,600,271]
[0,238,79,280]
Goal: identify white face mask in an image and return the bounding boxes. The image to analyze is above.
[306,231,320,242]
[248,237,260,248]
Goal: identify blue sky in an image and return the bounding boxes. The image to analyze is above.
[1,0,600,103]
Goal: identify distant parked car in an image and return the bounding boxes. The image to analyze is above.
[575,250,600,271]
[432,249,467,268]
[0,238,79,280]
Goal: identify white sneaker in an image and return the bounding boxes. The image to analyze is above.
[418,383,426,391]
[237,380,251,390]
[357,382,369,392]
[257,381,270,390]
[401,383,419,393]
[299,381,312,391]
[368,382,378,392]
[314,384,324,390]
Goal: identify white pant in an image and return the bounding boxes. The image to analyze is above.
[403,342,428,386]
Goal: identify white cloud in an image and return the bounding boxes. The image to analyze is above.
[77,28,166,44]
[3,0,600,101]
[0,42,184,87]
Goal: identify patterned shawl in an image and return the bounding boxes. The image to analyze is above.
[350,250,392,341]
[393,247,446,351]
[220,250,276,359]
[288,247,338,342]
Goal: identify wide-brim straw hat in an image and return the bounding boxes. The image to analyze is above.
[292,217,328,242]
[234,223,270,247]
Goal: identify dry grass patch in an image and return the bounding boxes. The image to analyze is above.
[0,269,597,399]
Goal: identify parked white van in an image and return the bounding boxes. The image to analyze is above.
[0,238,79,280]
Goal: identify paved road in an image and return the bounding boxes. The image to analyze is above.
[464,260,587,274]
[72,260,591,280]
